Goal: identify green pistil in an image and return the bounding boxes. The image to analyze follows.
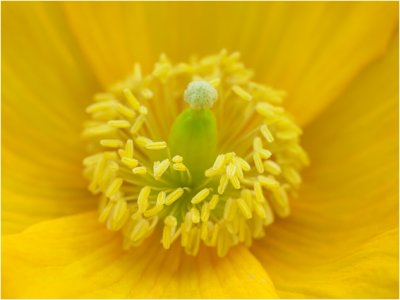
[168,81,218,183]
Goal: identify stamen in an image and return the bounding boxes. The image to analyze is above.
[108,120,131,128]
[232,85,253,101]
[145,141,167,150]
[263,160,282,175]
[165,188,185,205]
[132,166,147,175]
[100,139,124,148]
[260,124,274,143]
[191,188,210,204]
[153,159,170,179]
[172,155,183,163]
[105,178,123,197]
[121,157,139,168]
[83,51,307,257]
[138,186,151,213]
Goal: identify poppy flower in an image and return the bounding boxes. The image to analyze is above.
[2,2,398,298]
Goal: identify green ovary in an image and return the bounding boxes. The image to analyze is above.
[168,108,217,183]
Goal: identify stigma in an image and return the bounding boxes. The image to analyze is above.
[184,80,218,109]
[83,51,309,257]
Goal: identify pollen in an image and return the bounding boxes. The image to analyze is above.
[83,50,309,257]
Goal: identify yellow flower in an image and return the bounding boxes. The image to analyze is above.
[2,2,398,298]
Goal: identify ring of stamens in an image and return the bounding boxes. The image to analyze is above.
[83,50,309,257]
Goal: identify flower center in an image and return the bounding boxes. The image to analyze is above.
[83,51,309,257]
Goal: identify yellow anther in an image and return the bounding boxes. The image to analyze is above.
[205,168,221,177]
[138,186,151,213]
[200,221,209,241]
[98,202,113,223]
[107,161,119,172]
[172,155,183,163]
[135,136,152,147]
[173,163,187,172]
[165,215,178,227]
[130,219,150,242]
[165,188,185,205]
[185,227,201,256]
[111,199,128,224]
[226,163,237,178]
[283,167,301,186]
[103,152,118,160]
[264,160,282,175]
[145,141,167,150]
[253,152,264,173]
[181,226,189,247]
[132,166,147,175]
[108,120,131,128]
[190,207,200,223]
[224,152,236,162]
[258,175,280,191]
[105,178,123,197]
[260,124,274,143]
[130,115,146,134]
[259,149,272,160]
[86,100,117,114]
[183,212,193,233]
[253,181,265,203]
[273,186,289,207]
[83,153,102,166]
[263,201,275,225]
[254,202,267,219]
[144,203,164,218]
[141,88,154,99]
[121,157,139,168]
[255,102,276,119]
[201,203,210,222]
[191,188,210,204]
[156,191,166,206]
[139,105,148,115]
[236,157,251,171]
[209,194,220,210]
[218,175,229,194]
[123,88,141,111]
[237,198,252,219]
[253,137,263,151]
[93,92,114,102]
[212,154,226,170]
[230,175,241,189]
[223,198,237,221]
[82,125,116,138]
[116,103,136,119]
[162,216,177,249]
[234,161,244,179]
[100,139,124,148]
[210,223,220,247]
[232,85,253,101]
[154,159,170,179]
[124,139,134,158]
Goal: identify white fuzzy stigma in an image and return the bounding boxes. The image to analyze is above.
[184,80,218,109]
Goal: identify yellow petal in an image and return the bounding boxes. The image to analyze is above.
[251,37,399,298]
[251,2,398,126]
[62,2,397,125]
[2,2,99,233]
[63,2,152,88]
[2,212,278,298]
